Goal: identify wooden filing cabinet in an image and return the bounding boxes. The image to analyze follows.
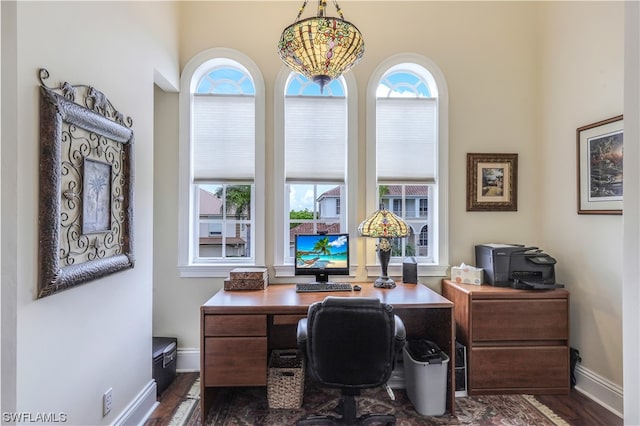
[442,279,570,395]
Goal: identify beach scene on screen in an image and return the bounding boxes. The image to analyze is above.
[295,235,348,269]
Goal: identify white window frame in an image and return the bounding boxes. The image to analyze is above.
[178,48,265,277]
[273,68,358,278]
[365,54,449,278]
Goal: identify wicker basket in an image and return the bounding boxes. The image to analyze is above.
[267,350,305,409]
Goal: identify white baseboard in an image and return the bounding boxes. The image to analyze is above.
[113,379,158,426]
[574,364,623,418]
[176,348,200,372]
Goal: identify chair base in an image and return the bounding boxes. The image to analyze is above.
[297,414,395,426]
[297,394,395,426]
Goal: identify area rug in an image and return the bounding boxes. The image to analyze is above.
[172,377,569,426]
[168,378,201,426]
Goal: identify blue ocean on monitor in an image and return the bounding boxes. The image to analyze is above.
[295,234,349,282]
[295,234,349,271]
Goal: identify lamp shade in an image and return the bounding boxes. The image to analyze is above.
[358,206,409,289]
[277,1,364,92]
[357,207,409,239]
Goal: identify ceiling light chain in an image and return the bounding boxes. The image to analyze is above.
[333,0,345,20]
[277,0,365,92]
[295,0,309,21]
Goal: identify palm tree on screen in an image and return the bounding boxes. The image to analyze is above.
[313,237,331,256]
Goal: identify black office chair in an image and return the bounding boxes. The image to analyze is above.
[296,296,406,425]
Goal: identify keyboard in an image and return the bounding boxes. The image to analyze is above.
[295,282,353,293]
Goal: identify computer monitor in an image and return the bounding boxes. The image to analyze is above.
[294,233,350,283]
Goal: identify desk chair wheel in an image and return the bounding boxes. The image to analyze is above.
[296,392,396,425]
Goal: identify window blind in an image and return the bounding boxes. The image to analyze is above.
[376,97,436,182]
[285,96,347,182]
[192,94,255,181]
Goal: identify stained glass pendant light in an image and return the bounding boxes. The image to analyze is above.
[277,0,365,92]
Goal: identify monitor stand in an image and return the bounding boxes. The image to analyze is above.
[313,273,329,284]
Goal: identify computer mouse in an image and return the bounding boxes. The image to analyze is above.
[353,285,361,291]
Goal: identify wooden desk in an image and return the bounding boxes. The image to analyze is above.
[200,282,455,417]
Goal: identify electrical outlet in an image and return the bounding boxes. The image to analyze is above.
[103,388,113,417]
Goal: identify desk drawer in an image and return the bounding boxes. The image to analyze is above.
[471,299,568,341]
[204,314,267,337]
[204,337,268,386]
[272,314,306,326]
[470,346,569,392]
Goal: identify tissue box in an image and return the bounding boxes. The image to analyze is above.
[451,266,483,285]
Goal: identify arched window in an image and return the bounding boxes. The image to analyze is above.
[178,48,265,276]
[273,70,358,277]
[366,55,449,277]
[419,225,429,256]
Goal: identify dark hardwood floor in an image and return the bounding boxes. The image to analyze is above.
[145,372,200,426]
[146,373,622,426]
[536,392,622,426]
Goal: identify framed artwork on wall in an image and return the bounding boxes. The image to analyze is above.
[577,115,623,215]
[466,153,518,212]
[37,69,135,298]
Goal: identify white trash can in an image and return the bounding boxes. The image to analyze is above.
[402,341,449,416]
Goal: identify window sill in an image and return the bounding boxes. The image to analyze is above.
[273,264,359,279]
[273,263,448,279]
[178,263,263,278]
[364,263,450,279]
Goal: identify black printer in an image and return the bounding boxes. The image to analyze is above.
[475,244,564,290]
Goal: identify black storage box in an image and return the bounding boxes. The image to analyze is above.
[153,337,177,396]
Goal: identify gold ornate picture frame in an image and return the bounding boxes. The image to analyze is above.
[38,69,135,298]
[466,153,518,212]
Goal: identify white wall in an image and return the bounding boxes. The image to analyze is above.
[153,0,542,351]
[0,1,2,409]
[1,0,19,416]
[623,2,640,424]
[538,1,624,415]
[152,2,628,416]
[0,1,631,422]
[2,2,179,424]
[153,86,215,353]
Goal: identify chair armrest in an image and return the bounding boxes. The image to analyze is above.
[394,315,406,340]
[297,318,308,347]
[394,315,406,350]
